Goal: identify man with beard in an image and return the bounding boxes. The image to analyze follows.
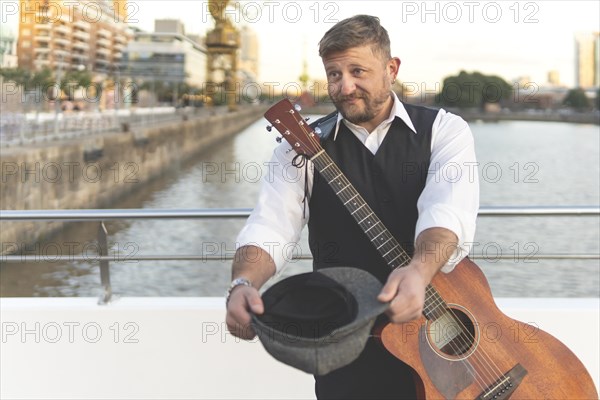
[225,15,479,399]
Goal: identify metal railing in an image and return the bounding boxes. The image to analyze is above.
[1,206,599,304]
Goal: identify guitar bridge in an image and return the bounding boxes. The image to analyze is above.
[476,364,527,400]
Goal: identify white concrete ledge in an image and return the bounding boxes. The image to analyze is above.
[1,297,598,399]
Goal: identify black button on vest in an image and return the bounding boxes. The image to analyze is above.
[308,104,438,283]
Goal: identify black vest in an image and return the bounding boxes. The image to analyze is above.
[307,104,438,283]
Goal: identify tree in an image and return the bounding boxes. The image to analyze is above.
[0,67,54,111]
[0,67,31,87]
[1,66,92,102]
[563,88,590,111]
[437,70,512,109]
[61,68,92,100]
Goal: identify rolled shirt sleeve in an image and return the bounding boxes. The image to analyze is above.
[415,109,480,273]
[235,142,312,272]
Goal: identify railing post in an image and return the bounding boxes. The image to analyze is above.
[97,221,113,304]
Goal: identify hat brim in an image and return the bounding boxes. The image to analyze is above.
[252,266,390,375]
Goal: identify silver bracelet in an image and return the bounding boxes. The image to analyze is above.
[225,277,252,305]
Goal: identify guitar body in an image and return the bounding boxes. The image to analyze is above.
[379,257,598,400]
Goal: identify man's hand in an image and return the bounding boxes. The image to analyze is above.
[377,227,459,324]
[225,245,276,340]
[377,263,430,324]
[225,285,264,340]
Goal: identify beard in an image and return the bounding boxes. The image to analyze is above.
[331,88,391,125]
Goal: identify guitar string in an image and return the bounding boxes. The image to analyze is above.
[274,109,510,392]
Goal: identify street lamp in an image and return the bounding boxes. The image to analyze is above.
[75,64,85,111]
[114,64,121,112]
[112,64,122,130]
[53,53,64,137]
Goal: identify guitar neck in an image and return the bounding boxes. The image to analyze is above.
[311,150,446,320]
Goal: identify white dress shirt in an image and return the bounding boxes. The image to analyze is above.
[236,92,479,273]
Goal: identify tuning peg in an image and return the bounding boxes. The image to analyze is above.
[294,104,302,112]
[304,117,310,122]
[314,127,322,135]
[276,137,282,143]
[266,125,273,132]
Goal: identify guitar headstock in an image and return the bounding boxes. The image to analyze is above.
[264,99,322,157]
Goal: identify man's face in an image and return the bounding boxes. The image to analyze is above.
[322,45,398,126]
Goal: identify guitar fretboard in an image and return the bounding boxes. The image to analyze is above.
[311,150,447,320]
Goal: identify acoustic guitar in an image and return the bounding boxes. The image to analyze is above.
[264,98,598,400]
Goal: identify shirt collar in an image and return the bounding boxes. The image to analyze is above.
[332,91,418,140]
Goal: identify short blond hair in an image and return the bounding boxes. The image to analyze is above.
[318,15,391,62]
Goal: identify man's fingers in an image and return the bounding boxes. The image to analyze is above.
[246,290,264,315]
[226,287,262,340]
[379,267,427,324]
[377,271,403,302]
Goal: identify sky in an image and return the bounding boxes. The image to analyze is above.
[2,0,599,88]
[129,0,600,88]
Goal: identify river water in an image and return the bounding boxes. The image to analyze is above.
[1,118,599,298]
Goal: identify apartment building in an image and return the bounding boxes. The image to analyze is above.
[17,0,132,75]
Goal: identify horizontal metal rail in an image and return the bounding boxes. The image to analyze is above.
[1,206,599,221]
[2,254,599,263]
[0,208,254,221]
[2,206,598,304]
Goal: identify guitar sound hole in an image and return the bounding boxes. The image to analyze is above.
[427,308,476,357]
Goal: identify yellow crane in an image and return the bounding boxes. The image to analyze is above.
[206,0,240,111]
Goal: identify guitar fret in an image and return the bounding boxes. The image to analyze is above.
[321,162,334,172]
[328,173,342,184]
[364,221,381,233]
[344,194,359,205]
[358,212,373,225]
[376,237,393,249]
[424,296,445,316]
[371,230,385,241]
[382,247,397,258]
[425,296,441,310]
[351,204,366,215]
[388,255,402,269]
[336,184,351,195]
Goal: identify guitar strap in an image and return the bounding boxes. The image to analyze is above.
[293,111,340,219]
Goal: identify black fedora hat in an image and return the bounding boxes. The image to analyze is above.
[251,267,389,375]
